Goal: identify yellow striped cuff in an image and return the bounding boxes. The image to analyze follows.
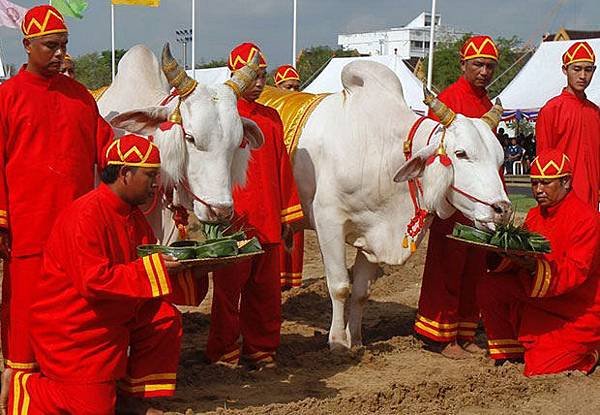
[0,217,7,226]
[488,338,521,346]
[123,373,177,384]
[531,259,552,298]
[489,346,525,355]
[416,314,458,329]
[5,360,38,370]
[415,321,457,338]
[119,383,176,393]
[282,210,304,224]
[281,204,302,216]
[142,253,171,297]
[0,209,7,217]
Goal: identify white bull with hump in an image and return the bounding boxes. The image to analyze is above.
[291,61,511,350]
[97,44,264,243]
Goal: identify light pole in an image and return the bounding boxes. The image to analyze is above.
[176,29,192,69]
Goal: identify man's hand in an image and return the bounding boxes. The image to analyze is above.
[161,254,183,273]
[502,253,537,273]
[0,229,10,260]
[282,224,294,253]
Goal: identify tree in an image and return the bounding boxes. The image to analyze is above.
[295,46,360,88]
[74,49,126,90]
[196,59,228,69]
[424,35,532,96]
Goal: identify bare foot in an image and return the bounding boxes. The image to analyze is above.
[440,342,472,360]
[0,368,13,415]
[459,341,486,355]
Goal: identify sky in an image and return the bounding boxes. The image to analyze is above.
[1,0,599,71]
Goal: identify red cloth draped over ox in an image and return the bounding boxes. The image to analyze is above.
[536,89,600,210]
[415,75,493,343]
[16,184,181,413]
[478,191,600,375]
[0,66,113,370]
[257,86,327,288]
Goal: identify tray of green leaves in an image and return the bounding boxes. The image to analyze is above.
[447,222,551,256]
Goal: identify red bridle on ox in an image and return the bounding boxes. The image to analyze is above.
[401,116,496,250]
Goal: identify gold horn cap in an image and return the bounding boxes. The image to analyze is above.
[224,52,260,98]
[423,85,456,127]
[481,98,503,130]
[162,43,198,99]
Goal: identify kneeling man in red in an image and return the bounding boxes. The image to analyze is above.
[478,149,600,376]
[1,135,183,414]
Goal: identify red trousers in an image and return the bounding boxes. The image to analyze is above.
[1,255,41,370]
[8,372,116,415]
[207,245,281,364]
[169,269,209,306]
[415,219,486,343]
[280,231,304,289]
[478,274,599,376]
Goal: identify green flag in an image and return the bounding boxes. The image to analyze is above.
[53,0,89,20]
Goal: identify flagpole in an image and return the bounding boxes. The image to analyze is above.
[426,0,437,89]
[292,0,297,66]
[111,4,115,81]
[191,0,196,79]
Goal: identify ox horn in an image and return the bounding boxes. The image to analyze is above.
[481,98,503,130]
[224,52,260,98]
[162,43,198,99]
[423,85,456,127]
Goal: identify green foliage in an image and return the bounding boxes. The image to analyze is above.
[196,59,227,69]
[296,46,360,89]
[424,34,532,96]
[73,49,126,90]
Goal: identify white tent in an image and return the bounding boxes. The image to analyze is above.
[186,67,229,85]
[496,39,600,118]
[303,55,427,113]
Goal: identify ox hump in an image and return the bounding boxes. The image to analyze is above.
[341,60,403,97]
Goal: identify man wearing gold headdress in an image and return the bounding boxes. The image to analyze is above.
[478,149,600,376]
[0,5,113,372]
[274,64,304,289]
[415,35,499,359]
[206,43,304,369]
[536,41,600,210]
[1,135,182,414]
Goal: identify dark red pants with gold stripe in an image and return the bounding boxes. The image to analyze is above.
[168,269,209,306]
[478,274,599,376]
[1,255,41,371]
[415,222,486,343]
[8,372,116,415]
[280,231,304,289]
[207,245,281,365]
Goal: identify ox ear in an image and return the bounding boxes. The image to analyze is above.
[393,144,437,182]
[241,117,264,149]
[109,106,170,135]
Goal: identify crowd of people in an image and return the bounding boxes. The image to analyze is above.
[497,128,536,174]
[0,5,598,414]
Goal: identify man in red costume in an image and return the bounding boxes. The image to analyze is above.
[1,135,183,415]
[0,5,113,372]
[415,35,499,359]
[478,149,600,376]
[274,64,304,289]
[274,64,301,92]
[206,43,304,368]
[536,41,600,210]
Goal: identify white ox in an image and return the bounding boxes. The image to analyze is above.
[292,61,511,349]
[98,44,263,243]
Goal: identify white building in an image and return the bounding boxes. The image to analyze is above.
[338,12,465,59]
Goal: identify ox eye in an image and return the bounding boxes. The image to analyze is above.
[184,133,195,143]
[455,150,468,159]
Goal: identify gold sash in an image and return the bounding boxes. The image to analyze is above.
[257,86,328,160]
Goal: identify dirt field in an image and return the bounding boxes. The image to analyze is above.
[158,232,600,415]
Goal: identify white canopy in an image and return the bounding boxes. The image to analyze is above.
[496,39,600,116]
[303,55,427,113]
